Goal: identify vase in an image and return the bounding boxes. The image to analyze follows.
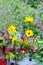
[17,56,37,65]
[17,56,29,65]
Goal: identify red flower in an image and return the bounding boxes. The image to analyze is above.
[0,58,7,65]
[10,48,14,52]
[19,48,28,51]
[23,48,28,51]
[5,48,10,54]
[19,48,23,51]
[5,48,14,54]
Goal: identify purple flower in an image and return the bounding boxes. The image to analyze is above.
[20,31,25,39]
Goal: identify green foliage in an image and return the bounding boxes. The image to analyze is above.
[22,0,41,8]
[0,0,43,30]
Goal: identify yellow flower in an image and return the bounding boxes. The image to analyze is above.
[12,36,17,43]
[8,25,16,33]
[25,17,34,23]
[25,30,34,37]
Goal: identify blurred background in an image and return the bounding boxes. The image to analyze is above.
[0,0,43,30]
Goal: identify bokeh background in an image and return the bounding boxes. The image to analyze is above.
[0,0,43,30]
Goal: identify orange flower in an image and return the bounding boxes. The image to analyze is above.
[23,39,28,44]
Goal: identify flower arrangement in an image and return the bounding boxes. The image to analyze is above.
[0,1,43,65]
[0,16,43,63]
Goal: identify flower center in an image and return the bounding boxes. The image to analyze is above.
[28,32,30,34]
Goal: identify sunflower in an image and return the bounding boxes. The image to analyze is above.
[12,36,17,43]
[25,17,34,23]
[8,25,16,33]
[25,30,34,37]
